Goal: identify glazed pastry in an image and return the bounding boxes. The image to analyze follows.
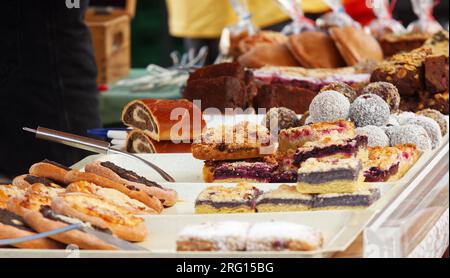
[330,26,383,66]
[122,99,205,142]
[278,120,356,153]
[84,161,177,207]
[293,135,368,166]
[52,193,147,242]
[65,181,157,215]
[23,206,119,250]
[0,185,25,209]
[29,160,72,185]
[195,183,262,214]
[12,175,63,190]
[176,221,251,252]
[312,188,381,211]
[0,208,62,250]
[238,43,301,69]
[192,121,274,161]
[246,222,324,252]
[287,32,346,68]
[64,170,164,213]
[255,185,313,213]
[297,157,365,194]
[126,129,192,154]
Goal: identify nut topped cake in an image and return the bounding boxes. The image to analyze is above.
[195,183,262,214]
[297,157,365,194]
[255,185,313,213]
[192,121,274,161]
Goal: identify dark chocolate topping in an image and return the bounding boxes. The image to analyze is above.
[313,189,380,208]
[24,175,54,187]
[100,161,163,189]
[0,209,32,232]
[42,160,72,171]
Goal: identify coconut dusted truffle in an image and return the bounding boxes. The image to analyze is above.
[360,82,401,112]
[393,112,417,125]
[386,124,432,151]
[309,90,350,123]
[350,94,390,127]
[417,109,448,136]
[320,82,358,102]
[356,126,390,147]
[263,107,299,133]
[405,116,443,149]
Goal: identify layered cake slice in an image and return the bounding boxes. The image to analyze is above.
[203,160,278,183]
[364,145,420,182]
[279,120,356,153]
[176,221,251,252]
[195,183,262,214]
[297,157,365,194]
[122,99,205,142]
[246,222,324,252]
[312,188,381,211]
[294,135,368,166]
[255,185,313,213]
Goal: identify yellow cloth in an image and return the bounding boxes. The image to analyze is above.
[166,0,330,38]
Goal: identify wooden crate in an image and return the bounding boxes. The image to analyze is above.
[85,0,136,84]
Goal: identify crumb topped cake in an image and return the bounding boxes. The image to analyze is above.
[256,185,313,212]
[195,183,262,214]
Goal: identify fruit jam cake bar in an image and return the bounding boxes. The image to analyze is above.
[312,188,381,211]
[255,185,313,212]
[293,135,368,166]
[279,120,356,153]
[195,183,262,214]
[364,145,420,183]
[203,160,278,183]
[297,157,365,194]
[176,221,251,252]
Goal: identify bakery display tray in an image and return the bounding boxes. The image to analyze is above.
[2,210,375,258]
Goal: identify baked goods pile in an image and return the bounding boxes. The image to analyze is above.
[1,160,179,250]
[122,99,205,154]
[233,27,383,69]
[371,31,449,114]
[176,220,324,252]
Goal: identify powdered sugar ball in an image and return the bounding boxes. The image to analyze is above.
[309,90,350,123]
[386,124,432,151]
[304,116,315,125]
[356,126,390,147]
[417,109,448,136]
[405,116,442,149]
[394,112,417,125]
[350,94,390,127]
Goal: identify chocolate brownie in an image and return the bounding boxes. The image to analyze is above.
[371,48,432,97]
[379,33,429,57]
[188,62,246,82]
[424,55,449,93]
[253,84,317,114]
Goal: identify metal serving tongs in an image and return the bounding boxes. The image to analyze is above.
[22,127,176,182]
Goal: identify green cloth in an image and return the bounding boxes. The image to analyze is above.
[100,69,182,126]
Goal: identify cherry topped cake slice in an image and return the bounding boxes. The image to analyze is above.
[294,135,368,166]
[364,144,420,182]
[279,120,356,153]
[203,160,278,183]
[195,183,262,214]
[297,157,365,194]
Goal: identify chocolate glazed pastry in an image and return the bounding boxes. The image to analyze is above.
[85,161,178,207]
[0,208,62,249]
[28,160,71,185]
[12,174,63,189]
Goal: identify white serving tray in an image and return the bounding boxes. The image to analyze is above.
[1,209,375,258]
